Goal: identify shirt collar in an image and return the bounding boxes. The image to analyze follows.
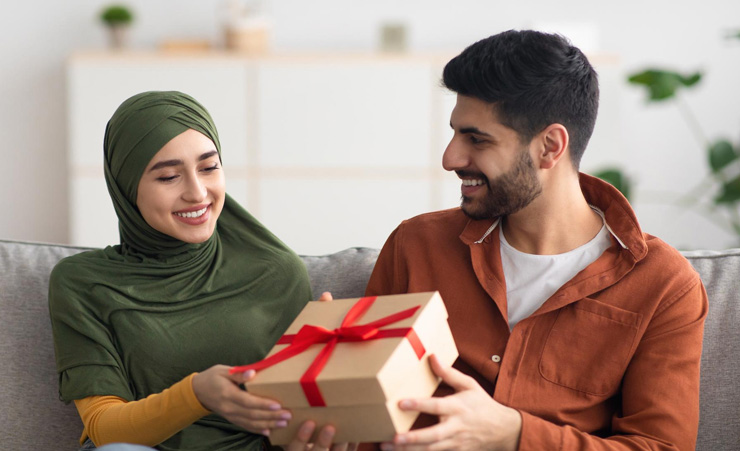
[459,173,646,259]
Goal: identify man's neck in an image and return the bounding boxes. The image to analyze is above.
[501,175,603,255]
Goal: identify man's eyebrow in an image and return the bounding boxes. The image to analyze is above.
[148,150,219,172]
[458,126,493,137]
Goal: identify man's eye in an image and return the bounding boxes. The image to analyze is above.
[469,135,484,144]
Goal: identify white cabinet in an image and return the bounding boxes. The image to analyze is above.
[67,51,457,254]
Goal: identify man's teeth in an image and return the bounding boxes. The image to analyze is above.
[175,206,208,218]
[462,179,485,187]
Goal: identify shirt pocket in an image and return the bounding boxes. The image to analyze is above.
[538,298,643,396]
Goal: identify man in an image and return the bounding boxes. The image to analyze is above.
[365,30,707,450]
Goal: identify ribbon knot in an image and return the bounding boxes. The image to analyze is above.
[230,296,426,407]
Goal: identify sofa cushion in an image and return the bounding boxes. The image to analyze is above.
[1,238,737,450]
[301,247,380,300]
[0,240,91,449]
[0,240,379,449]
[683,249,740,451]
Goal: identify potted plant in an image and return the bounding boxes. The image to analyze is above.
[100,5,134,49]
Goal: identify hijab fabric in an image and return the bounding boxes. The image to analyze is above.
[49,91,311,450]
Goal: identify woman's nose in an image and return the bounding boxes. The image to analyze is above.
[182,175,207,202]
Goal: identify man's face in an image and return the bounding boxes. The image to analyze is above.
[443,95,542,220]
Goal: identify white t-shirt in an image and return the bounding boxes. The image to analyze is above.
[501,221,612,330]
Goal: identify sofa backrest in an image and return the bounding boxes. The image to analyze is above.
[1,241,90,449]
[0,239,737,450]
[681,249,740,450]
[0,240,379,449]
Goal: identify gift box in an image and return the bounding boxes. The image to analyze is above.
[231,291,458,444]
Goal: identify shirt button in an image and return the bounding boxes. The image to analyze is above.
[491,355,501,363]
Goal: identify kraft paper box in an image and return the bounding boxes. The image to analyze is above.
[236,291,458,445]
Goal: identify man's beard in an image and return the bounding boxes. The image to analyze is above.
[459,149,543,220]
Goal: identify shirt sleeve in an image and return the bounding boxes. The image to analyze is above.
[365,226,407,296]
[74,373,211,447]
[518,278,708,450]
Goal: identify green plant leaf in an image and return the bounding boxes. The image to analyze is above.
[101,5,133,25]
[708,139,737,173]
[715,175,740,204]
[681,73,702,87]
[593,168,631,200]
[627,69,702,101]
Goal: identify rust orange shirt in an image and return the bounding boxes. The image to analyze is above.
[365,174,708,450]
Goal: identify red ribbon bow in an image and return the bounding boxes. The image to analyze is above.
[230,296,426,407]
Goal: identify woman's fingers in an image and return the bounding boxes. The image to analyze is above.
[317,291,334,302]
[193,364,293,433]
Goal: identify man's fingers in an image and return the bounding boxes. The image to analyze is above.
[397,397,450,416]
[428,354,476,391]
[312,424,336,451]
[283,420,317,451]
[394,421,456,447]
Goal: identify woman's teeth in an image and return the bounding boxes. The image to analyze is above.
[175,206,207,218]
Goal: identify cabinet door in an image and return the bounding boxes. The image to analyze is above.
[67,56,250,247]
[253,57,451,254]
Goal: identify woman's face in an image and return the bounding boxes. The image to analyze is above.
[136,129,226,243]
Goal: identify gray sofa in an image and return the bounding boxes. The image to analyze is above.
[1,239,738,450]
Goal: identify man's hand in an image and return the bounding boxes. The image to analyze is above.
[283,421,358,451]
[381,355,522,451]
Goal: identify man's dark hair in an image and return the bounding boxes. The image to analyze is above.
[443,30,599,169]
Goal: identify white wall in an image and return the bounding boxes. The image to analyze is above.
[2,0,740,250]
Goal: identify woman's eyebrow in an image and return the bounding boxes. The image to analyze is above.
[148,150,218,172]
[199,150,218,161]
[148,159,182,172]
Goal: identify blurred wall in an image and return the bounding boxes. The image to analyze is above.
[1,0,739,250]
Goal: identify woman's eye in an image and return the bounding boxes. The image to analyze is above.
[156,175,178,182]
[203,164,220,173]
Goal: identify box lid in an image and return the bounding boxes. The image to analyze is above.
[245,291,457,408]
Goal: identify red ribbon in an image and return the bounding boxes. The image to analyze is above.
[230,296,426,407]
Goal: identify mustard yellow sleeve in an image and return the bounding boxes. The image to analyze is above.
[74,373,211,447]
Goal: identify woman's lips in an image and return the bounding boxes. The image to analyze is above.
[173,205,210,225]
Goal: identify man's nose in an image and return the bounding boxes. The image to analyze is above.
[442,136,468,172]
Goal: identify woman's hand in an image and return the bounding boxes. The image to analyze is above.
[192,365,291,436]
[193,293,344,440]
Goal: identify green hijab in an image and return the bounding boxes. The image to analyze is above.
[49,91,311,450]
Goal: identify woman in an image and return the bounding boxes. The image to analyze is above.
[49,91,340,450]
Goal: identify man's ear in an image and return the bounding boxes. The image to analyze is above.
[536,124,569,169]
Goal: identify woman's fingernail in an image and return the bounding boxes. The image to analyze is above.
[243,370,255,378]
[279,412,292,420]
[275,420,288,428]
[261,429,270,436]
[321,427,334,440]
[300,422,315,434]
[380,444,395,451]
[268,403,281,411]
[399,399,414,409]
